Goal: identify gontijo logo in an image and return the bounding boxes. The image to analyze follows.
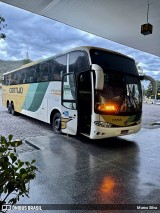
[9,87,23,93]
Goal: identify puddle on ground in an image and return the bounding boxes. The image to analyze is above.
[16,140,40,154]
[144,122,160,129]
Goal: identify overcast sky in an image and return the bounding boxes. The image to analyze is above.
[0,2,160,82]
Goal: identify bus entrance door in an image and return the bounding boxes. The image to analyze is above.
[61,73,78,135]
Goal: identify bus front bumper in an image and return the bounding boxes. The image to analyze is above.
[89,123,141,139]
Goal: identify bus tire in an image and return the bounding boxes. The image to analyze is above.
[10,103,16,116]
[7,102,11,114]
[52,112,61,134]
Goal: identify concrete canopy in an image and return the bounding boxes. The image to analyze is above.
[1,0,160,57]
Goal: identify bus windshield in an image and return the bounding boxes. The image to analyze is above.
[95,73,142,115]
[90,49,143,115]
[90,49,138,75]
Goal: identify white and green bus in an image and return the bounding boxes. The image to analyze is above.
[2,46,156,139]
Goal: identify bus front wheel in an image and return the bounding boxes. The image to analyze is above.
[52,112,61,134]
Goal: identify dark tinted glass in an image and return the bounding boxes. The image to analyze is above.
[69,51,89,73]
[37,62,49,82]
[49,55,67,81]
[90,49,138,75]
[3,55,67,85]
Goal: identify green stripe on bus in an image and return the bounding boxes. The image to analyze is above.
[23,82,49,112]
[127,113,141,122]
[22,84,39,110]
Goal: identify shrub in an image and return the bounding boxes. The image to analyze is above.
[0,135,38,211]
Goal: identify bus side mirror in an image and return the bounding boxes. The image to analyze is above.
[91,64,104,90]
[140,75,157,96]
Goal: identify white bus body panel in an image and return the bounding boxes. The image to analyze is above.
[21,82,61,123]
[61,106,77,135]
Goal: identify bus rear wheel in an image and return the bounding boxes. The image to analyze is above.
[10,103,16,116]
[7,102,11,114]
[52,112,61,134]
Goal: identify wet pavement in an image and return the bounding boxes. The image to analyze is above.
[8,126,160,212]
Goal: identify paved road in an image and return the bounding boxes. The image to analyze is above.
[142,102,160,128]
[0,88,159,141]
[0,89,53,139]
[0,89,53,153]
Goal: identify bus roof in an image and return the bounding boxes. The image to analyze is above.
[3,46,134,75]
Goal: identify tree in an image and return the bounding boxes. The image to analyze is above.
[0,16,7,39]
[145,82,152,98]
[156,80,160,99]
[145,80,160,98]
[23,52,32,65]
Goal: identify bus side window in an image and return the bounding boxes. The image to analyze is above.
[20,69,26,84]
[69,51,90,73]
[10,73,17,85]
[49,55,67,81]
[17,71,22,84]
[4,75,9,85]
[38,62,49,82]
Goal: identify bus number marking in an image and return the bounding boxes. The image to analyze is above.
[112,118,122,122]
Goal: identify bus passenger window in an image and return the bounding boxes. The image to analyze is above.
[69,51,89,73]
[38,62,49,82]
[49,55,67,81]
[4,75,9,85]
[53,74,61,80]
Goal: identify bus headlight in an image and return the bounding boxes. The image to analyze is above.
[94,121,113,128]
